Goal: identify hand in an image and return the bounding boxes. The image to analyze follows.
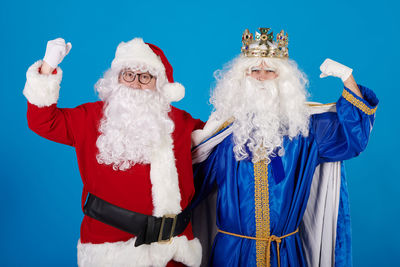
[319,58,353,82]
[43,38,72,69]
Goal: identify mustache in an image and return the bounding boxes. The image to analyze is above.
[108,84,161,101]
[244,77,279,99]
[245,77,277,88]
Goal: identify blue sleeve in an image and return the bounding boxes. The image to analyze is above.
[191,145,220,209]
[312,85,379,163]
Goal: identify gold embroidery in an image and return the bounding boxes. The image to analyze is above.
[254,160,270,267]
[213,117,235,135]
[342,89,377,115]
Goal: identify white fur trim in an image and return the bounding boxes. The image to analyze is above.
[162,82,185,103]
[150,134,182,216]
[112,38,165,75]
[23,60,62,107]
[77,236,202,267]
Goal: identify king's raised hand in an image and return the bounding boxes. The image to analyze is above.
[319,58,353,83]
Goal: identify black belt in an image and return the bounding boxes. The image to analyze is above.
[83,193,192,247]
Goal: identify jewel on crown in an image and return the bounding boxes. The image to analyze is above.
[241,27,289,58]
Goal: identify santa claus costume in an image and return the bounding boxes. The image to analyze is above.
[23,38,204,267]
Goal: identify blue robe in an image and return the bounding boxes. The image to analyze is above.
[192,86,378,267]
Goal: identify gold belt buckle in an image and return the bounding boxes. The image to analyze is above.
[158,214,177,244]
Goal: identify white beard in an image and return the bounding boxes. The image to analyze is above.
[230,77,286,163]
[96,85,174,171]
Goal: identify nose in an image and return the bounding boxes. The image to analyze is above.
[129,77,142,89]
[261,70,273,81]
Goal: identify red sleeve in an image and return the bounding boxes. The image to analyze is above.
[26,102,100,147]
[192,117,205,131]
[170,106,205,132]
[183,110,205,131]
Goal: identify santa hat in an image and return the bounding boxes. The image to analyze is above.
[111,38,185,102]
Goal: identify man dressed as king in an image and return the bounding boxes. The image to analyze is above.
[191,27,378,267]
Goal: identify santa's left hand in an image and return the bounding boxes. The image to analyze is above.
[319,58,353,82]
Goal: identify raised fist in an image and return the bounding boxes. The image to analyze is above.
[43,38,72,68]
[319,58,353,82]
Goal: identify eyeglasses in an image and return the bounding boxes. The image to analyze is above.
[120,70,155,85]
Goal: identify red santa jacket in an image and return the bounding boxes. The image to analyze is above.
[24,61,204,267]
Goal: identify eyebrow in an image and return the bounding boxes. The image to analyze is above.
[250,67,276,72]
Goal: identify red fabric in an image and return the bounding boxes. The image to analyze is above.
[37,67,58,75]
[145,42,174,83]
[166,260,186,267]
[27,101,204,244]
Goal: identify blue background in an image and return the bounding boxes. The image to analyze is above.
[1,0,399,266]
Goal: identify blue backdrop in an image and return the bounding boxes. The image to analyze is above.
[1,0,399,266]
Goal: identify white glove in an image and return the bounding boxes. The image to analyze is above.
[43,38,72,68]
[319,58,353,82]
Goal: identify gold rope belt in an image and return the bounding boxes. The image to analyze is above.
[218,228,299,267]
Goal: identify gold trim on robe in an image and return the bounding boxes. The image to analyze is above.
[254,160,270,267]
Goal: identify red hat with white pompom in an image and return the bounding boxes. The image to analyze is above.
[111,38,185,102]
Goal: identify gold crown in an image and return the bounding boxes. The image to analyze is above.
[241,28,289,58]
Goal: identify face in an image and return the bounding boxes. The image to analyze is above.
[248,63,278,81]
[118,69,157,90]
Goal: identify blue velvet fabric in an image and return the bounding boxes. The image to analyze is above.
[193,86,378,267]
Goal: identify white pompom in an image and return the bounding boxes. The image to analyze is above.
[162,82,185,102]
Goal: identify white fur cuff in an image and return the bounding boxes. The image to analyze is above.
[77,236,202,267]
[23,60,63,107]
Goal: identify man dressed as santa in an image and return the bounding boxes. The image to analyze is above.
[24,37,204,267]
